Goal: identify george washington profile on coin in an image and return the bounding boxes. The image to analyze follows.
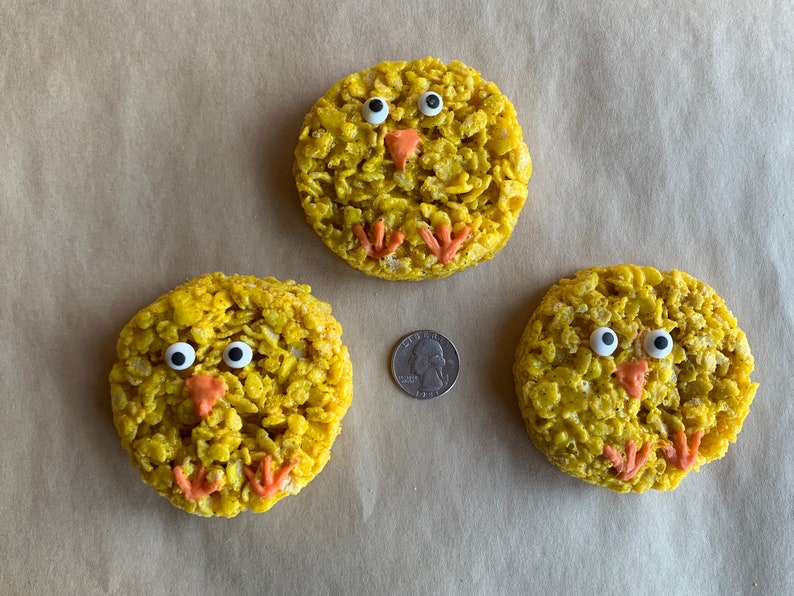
[409,337,448,392]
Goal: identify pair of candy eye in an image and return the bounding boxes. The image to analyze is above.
[164,341,254,371]
[362,91,444,124]
[589,327,674,359]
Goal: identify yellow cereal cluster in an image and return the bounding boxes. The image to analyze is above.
[513,265,757,493]
[110,273,353,516]
[294,57,532,280]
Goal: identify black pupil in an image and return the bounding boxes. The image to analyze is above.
[654,336,669,350]
[229,347,244,362]
[171,352,186,366]
[425,94,440,109]
[602,332,615,346]
[369,98,384,112]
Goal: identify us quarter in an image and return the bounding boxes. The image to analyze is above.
[391,330,460,399]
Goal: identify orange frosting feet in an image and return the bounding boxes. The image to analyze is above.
[603,440,651,481]
[185,374,226,418]
[245,455,298,500]
[661,429,703,471]
[353,221,405,259]
[384,128,421,171]
[419,224,470,265]
[173,466,223,500]
[614,359,648,399]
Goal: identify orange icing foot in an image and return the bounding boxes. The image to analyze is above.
[384,128,421,171]
[353,221,405,259]
[419,224,471,265]
[173,465,223,500]
[661,429,703,471]
[185,374,226,418]
[613,359,648,399]
[245,455,298,500]
[603,440,651,481]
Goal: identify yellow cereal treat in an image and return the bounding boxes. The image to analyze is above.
[294,57,532,280]
[513,265,758,493]
[109,273,353,516]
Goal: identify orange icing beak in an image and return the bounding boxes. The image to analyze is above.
[613,359,648,399]
[384,128,421,171]
[185,374,227,418]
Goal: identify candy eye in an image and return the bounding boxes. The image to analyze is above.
[223,341,253,369]
[644,329,673,359]
[418,91,443,116]
[165,342,195,371]
[362,97,389,125]
[590,327,618,356]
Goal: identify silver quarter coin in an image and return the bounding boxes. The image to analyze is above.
[391,330,460,399]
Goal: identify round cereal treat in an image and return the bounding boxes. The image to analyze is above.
[294,57,532,280]
[513,264,758,493]
[109,273,353,517]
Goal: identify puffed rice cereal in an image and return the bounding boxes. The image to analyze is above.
[110,273,353,516]
[513,264,758,492]
[294,57,532,280]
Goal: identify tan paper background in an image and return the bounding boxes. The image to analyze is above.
[2,1,792,594]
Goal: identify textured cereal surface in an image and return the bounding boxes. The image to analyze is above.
[109,273,353,516]
[294,57,532,280]
[513,264,758,493]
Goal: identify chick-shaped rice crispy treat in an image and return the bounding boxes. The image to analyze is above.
[513,264,758,493]
[294,57,532,280]
[110,273,353,516]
